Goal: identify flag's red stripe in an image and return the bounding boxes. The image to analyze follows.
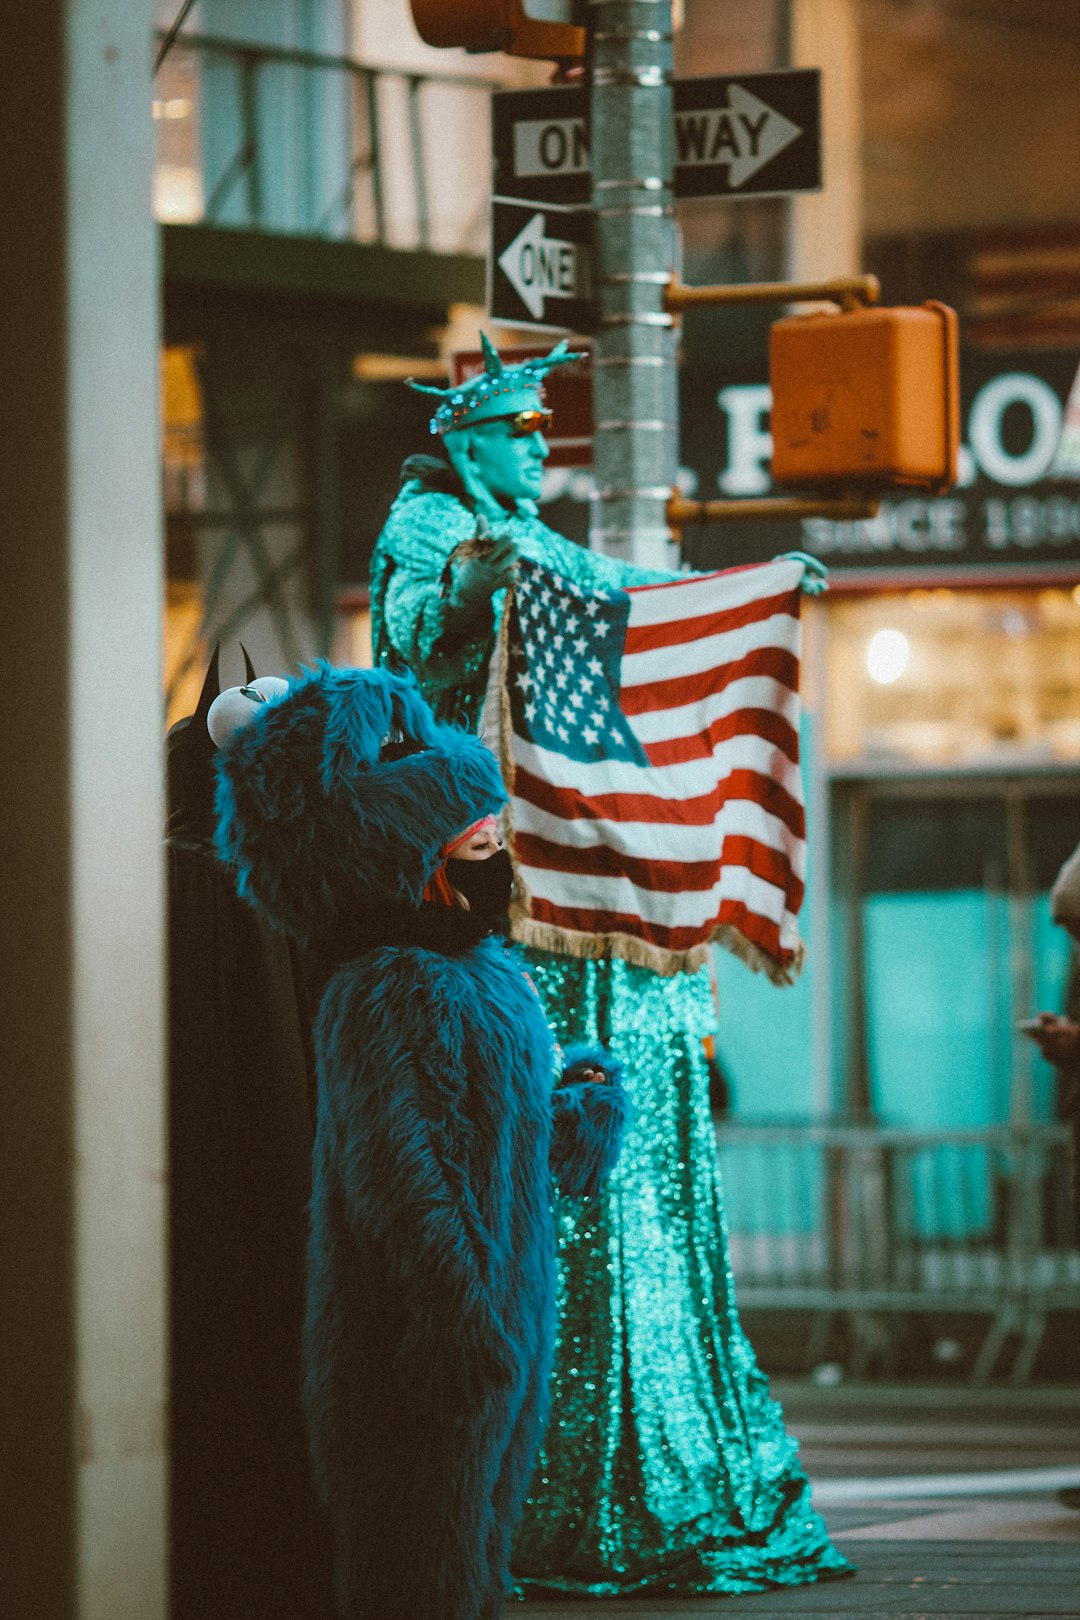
[514,764,807,840]
[528,894,791,961]
[515,830,804,909]
[620,647,799,719]
[624,588,800,653]
[641,706,799,768]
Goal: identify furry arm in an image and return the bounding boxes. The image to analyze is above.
[317,955,518,1404]
[550,1044,632,1200]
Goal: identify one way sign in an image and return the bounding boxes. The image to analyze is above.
[674,83,801,191]
[489,199,593,331]
[493,70,822,205]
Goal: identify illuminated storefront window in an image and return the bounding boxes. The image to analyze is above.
[822,587,1080,768]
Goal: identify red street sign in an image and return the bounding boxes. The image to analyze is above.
[449,343,593,468]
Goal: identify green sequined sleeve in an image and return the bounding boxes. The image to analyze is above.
[370,487,498,722]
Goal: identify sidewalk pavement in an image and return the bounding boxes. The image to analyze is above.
[511,1382,1080,1618]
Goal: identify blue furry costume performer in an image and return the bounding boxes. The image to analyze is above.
[214,663,630,1620]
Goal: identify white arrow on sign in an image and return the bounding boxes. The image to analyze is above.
[675,84,801,187]
[497,210,587,321]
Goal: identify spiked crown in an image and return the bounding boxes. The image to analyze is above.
[408,333,583,437]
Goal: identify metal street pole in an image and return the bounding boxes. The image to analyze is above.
[588,0,678,571]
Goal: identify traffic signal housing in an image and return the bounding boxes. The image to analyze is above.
[409,0,585,60]
[769,301,959,493]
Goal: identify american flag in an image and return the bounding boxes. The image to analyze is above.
[485,555,807,981]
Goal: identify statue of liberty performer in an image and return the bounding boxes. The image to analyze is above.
[369,337,850,1601]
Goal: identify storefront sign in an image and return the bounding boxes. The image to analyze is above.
[675,350,1080,581]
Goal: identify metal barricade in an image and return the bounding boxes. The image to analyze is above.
[714,1122,1080,1383]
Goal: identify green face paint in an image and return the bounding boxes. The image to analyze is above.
[451,416,550,504]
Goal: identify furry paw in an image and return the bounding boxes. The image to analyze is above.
[558,1042,625,1090]
[551,1046,632,1199]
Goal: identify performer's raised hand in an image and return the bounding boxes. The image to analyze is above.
[776,550,829,596]
[447,517,518,628]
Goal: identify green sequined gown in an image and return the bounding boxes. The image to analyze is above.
[370,480,850,1599]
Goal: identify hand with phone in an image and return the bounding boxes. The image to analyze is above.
[1019,1011,1080,1069]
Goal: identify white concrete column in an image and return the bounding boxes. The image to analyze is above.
[0,2,167,1616]
[789,0,863,279]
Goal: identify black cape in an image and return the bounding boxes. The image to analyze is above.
[166,668,334,1620]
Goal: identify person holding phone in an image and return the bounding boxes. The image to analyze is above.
[1020,836,1080,1232]
[1020,839,1080,1220]
[1020,842,1080,1507]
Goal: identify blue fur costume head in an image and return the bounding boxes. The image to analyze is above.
[214,662,505,947]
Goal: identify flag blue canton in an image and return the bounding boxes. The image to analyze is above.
[506,558,648,766]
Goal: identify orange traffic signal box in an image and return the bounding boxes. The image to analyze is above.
[409,0,585,59]
[769,301,959,493]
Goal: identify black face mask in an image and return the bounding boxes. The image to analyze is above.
[445,847,514,917]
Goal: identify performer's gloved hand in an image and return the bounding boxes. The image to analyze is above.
[776,550,829,596]
[450,519,518,605]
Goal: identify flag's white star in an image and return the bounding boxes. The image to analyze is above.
[593,620,610,638]
[587,656,603,676]
[580,674,594,693]
[573,636,587,656]
[525,701,537,723]
[552,632,565,651]
[583,726,599,745]
[534,623,548,644]
[543,649,556,669]
[584,599,599,618]
[565,613,580,633]
[568,691,584,709]
[554,669,569,689]
[557,723,570,742]
[515,670,533,692]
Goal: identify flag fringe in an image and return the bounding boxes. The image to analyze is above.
[509,911,803,986]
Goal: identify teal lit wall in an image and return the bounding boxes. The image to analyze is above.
[864,891,1004,1131]
[865,889,1072,1131]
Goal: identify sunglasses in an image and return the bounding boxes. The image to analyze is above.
[508,409,553,438]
